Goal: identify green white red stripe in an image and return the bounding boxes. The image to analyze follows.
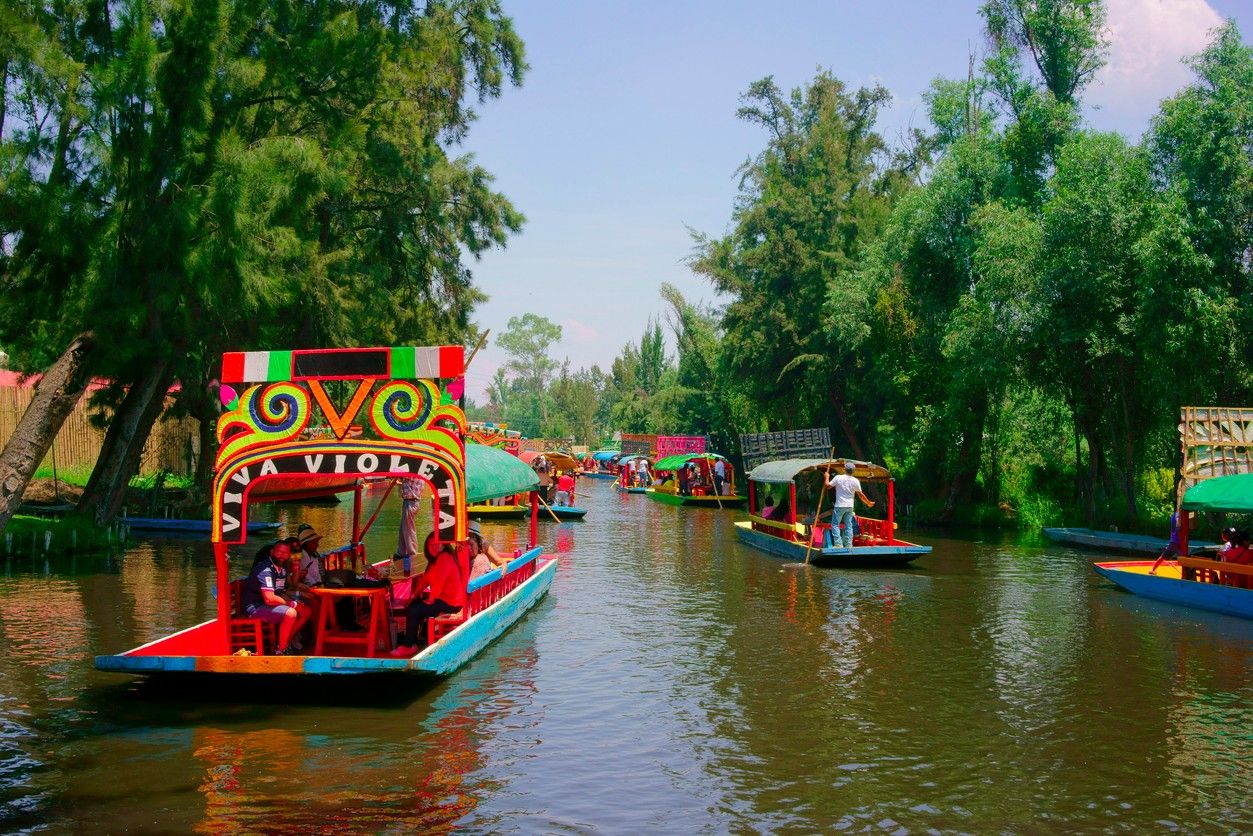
[220,346,464,384]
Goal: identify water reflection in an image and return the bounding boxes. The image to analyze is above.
[0,485,1246,831]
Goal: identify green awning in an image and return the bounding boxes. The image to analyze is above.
[654,453,729,471]
[466,442,539,503]
[746,458,890,484]
[1181,473,1253,513]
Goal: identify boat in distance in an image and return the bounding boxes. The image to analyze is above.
[736,458,930,566]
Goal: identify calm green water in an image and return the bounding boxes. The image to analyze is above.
[0,480,1250,832]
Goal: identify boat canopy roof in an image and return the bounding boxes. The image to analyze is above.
[467,443,539,503]
[616,453,650,464]
[1181,473,1253,513]
[654,452,729,471]
[747,458,890,484]
[591,450,619,462]
[519,450,579,471]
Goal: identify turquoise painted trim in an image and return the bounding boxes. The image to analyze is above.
[467,546,541,593]
[735,524,929,566]
[617,486,649,494]
[547,506,587,519]
[123,518,280,534]
[410,557,557,674]
[583,472,617,480]
[1094,564,1253,620]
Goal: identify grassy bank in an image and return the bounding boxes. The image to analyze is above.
[3,514,127,556]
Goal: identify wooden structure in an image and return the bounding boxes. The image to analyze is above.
[739,428,831,473]
[1178,406,1253,502]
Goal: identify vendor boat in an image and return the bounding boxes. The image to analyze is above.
[735,458,930,566]
[614,453,652,494]
[583,450,620,479]
[648,453,745,508]
[1094,473,1253,620]
[96,345,556,677]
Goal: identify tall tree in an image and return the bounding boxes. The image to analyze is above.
[496,313,561,432]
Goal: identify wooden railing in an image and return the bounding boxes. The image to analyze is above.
[428,547,542,643]
[1179,556,1253,587]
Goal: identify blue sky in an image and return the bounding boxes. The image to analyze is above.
[460,0,1252,400]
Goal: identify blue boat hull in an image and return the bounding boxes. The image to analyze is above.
[546,505,588,519]
[583,472,617,480]
[734,523,929,566]
[1094,563,1253,620]
[616,486,649,494]
[123,518,280,534]
[95,555,556,676]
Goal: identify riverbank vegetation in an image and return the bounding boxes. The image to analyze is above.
[478,2,1253,532]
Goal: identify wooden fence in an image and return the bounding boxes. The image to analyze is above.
[0,384,200,477]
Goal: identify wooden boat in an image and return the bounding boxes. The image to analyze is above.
[467,503,529,520]
[735,458,930,566]
[96,344,555,678]
[648,453,745,508]
[582,450,619,478]
[583,471,617,480]
[544,504,588,520]
[614,454,652,494]
[123,517,280,535]
[1043,527,1217,555]
[1094,473,1253,620]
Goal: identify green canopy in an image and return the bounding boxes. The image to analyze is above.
[466,443,539,503]
[654,453,728,471]
[746,458,890,484]
[1181,473,1253,513]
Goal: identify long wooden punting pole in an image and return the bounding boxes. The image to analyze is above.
[357,479,398,540]
[214,542,231,653]
[529,490,539,548]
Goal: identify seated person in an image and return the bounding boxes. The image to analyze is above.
[290,526,326,634]
[555,471,576,506]
[241,540,312,655]
[468,520,510,580]
[1222,529,1252,589]
[391,536,469,656]
[677,465,691,496]
[760,494,778,520]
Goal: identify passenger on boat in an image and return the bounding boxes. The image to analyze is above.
[391,535,469,656]
[469,520,509,580]
[291,526,326,632]
[396,477,423,575]
[1220,529,1252,588]
[825,462,875,549]
[634,458,651,488]
[760,493,778,519]
[242,541,312,655]
[555,471,576,506]
[688,462,705,495]
[677,465,691,496]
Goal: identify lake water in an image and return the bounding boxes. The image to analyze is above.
[1,479,1250,832]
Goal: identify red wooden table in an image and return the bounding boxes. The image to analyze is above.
[311,587,392,657]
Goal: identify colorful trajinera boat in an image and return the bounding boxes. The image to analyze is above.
[614,453,651,494]
[519,451,588,519]
[96,345,556,677]
[464,421,529,519]
[1094,473,1253,619]
[734,458,930,566]
[648,453,746,508]
[583,449,620,479]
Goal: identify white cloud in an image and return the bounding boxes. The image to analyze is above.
[1087,0,1225,133]
[559,318,599,344]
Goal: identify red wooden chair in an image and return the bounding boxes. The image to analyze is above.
[228,580,276,654]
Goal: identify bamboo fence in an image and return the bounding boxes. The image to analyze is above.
[0,385,200,477]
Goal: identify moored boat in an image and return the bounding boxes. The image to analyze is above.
[122,517,281,535]
[735,458,930,566]
[95,344,555,678]
[1043,526,1217,555]
[648,453,745,508]
[614,453,652,493]
[1094,473,1253,619]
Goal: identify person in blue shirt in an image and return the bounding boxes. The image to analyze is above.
[242,541,311,655]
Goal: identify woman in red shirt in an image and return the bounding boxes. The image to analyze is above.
[390,538,469,656]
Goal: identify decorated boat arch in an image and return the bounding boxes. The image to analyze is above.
[96,345,555,677]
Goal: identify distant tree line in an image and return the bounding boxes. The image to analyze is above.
[482,2,1253,529]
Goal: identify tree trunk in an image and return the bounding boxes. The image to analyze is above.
[76,357,173,525]
[0,334,97,532]
[941,389,988,522]
[827,389,866,461]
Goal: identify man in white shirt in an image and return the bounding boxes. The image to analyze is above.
[713,458,727,495]
[825,461,875,549]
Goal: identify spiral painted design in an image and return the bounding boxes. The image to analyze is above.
[215,382,311,467]
[370,380,436,440]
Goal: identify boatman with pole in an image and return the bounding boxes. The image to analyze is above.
[825,462,875,550]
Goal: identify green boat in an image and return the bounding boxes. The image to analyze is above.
[648,452,745,508]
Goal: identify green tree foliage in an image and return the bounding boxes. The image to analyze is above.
[690,72,904,456]
[495,313,561,434]
[0,0,526,521]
